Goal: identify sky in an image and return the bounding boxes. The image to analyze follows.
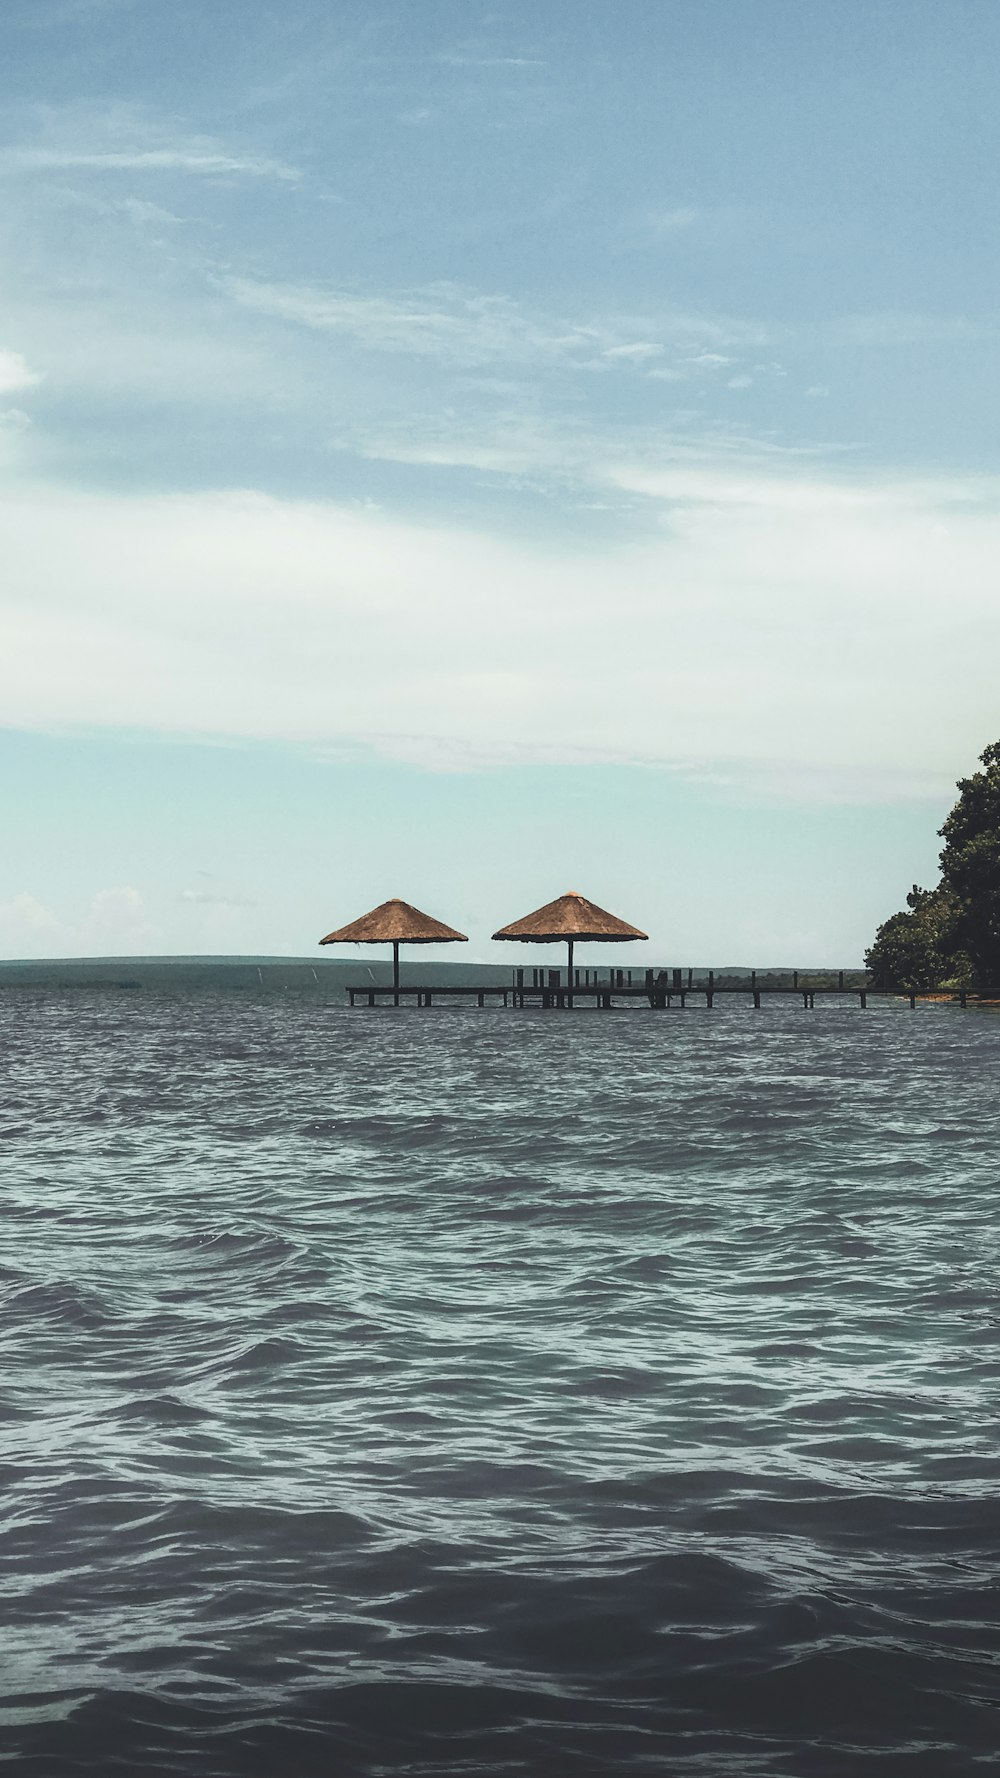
[1,0,997,964]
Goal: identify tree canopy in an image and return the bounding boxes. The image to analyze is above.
[865,884,965,993]
[938,740,1000,991]
[866,740,1000,994]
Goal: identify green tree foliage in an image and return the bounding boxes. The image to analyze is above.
[865,883,965,992]
[938,740,1000,991]
[866,740,1000,993]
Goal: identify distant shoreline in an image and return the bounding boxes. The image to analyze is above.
[0,955,867,992]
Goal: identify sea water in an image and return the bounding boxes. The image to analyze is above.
[2,989,999,1775]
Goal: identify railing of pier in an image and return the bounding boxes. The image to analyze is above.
[511,966,873,993]
[345,966,975,1008]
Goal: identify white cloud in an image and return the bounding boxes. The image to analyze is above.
[0,143,299,181]
[646,207,699,234]
[434,54,544,68]
[605,462,985,512]
[0,470,997,798]
[0,349,41,394]
[86,885,155,949]
[604,342,664,363]
[117,196,186,227]
[222,275,765,370]
[830,312,997,347]
[224,276,600,365]
[0,884,155,957]
[0,892,63,949]
[179,887,257,909]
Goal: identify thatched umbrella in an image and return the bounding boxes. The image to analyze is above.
[492,890,647,1002]
[319,898,467,1005]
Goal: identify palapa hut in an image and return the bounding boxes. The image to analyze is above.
[319,898,467,1005]
[492,890,647,1000]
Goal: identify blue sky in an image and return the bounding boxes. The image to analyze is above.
[1,0,996,962]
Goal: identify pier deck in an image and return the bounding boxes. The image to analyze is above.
[348,968,969,1009]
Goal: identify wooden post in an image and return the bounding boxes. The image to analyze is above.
[838,970,844,991]
[960,989,968,1008]
[477,991,484,1007]
[803,992,808,1010]
[909,994,916,1009]
[860,992,867,1008]
[368,990,375,1007]
[393,940,400,1008]
[752,970,760,1009]
[753,990,761,1009]
[793,970,798,990]
[567,938,574,1009]
[708,969,715,1010]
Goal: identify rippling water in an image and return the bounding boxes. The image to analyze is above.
[3,989,1000,1775]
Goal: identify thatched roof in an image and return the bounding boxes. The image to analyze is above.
[492,890,647,944]
[319,898,468,946]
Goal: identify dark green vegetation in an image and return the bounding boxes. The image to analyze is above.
[867,741,1000,994]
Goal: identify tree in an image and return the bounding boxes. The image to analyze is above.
[865,883,965,992]
[939,740,1000,991]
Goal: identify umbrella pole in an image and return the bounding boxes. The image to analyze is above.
[393,940,400,1007]
[567,938,574,1010]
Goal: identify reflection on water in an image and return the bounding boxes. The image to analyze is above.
[2,990,999,1774]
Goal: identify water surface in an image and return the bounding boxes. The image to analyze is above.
[2,991,999,1774]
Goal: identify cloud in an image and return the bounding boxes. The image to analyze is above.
[0,107,299,184]
[646,206,699,235]
[0,892,63,948]
[222,275,765,370]
[0,349,41,394]
[829,312,997,347]
[0,470,997,799]
[434,54,544,68]
[117,196,186,227]
[87,884,155,948]
[605,462,985,512]
[223,276,601,365]
[18,0,141,21]
[179,888,257,909]
[1,144,295,180]
[0,884,155,957]
[1,143,298,180]
[604,342,664,363]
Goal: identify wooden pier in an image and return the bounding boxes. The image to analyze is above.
[347,967,971,1010]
